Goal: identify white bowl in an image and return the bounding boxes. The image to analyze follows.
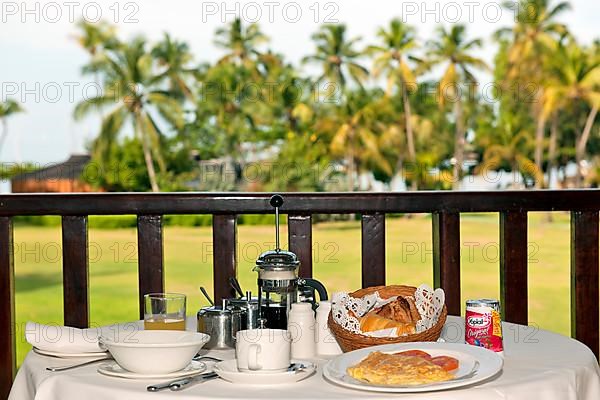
[99,330,210,374]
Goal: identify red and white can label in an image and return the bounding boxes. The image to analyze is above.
[465,305,503,352]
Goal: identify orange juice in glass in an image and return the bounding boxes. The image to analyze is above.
[144,293,186,331]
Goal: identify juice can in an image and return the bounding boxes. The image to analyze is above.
[465,299,503,353]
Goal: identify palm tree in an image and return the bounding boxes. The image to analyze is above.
[74,37,184,192]
[151,33,196,101]
[498,0,570,72]
[214,18,267,69]
[0,99,24,158]
[328,90,392,190]
[303,24,368,90]
[543,40,600,186]
[426,25,488,189]
[497,0,571,186]
[479,126,541,187]
[74,20,119,124]
[369,19,419,189]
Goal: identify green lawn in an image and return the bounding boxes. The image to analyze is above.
[14,213,579,366]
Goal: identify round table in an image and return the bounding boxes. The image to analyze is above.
[9,316,600,400]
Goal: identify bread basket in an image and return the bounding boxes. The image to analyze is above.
[328,285,448,352]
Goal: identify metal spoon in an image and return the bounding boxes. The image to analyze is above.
[46,356,111,372]
[169,372,219,391]
[199,286,214,306]
[287,363,310,373]
[147,380,180,392]
[146,358,221,391]
[147,371,215,392]
[229,277,245,298]
[192,355,223,362]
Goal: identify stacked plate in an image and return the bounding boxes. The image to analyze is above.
[34,347,108,359]
[35,330,211,380]
[213,360,316,385]
[99,360,207,380]
[97,330,210,379]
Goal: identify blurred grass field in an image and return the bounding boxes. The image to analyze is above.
[13,212,579,366]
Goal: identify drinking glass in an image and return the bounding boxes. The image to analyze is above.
[144,293,186,331]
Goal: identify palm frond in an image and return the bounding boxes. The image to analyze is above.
[93,105,128,163]
[546,2,572,20]
[74,96,118,120]
[147,92,185,130]
[0,99,25,117]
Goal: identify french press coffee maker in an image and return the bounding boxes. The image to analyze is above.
[254,195,328,329]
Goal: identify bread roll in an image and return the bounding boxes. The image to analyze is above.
[360,313,416,335]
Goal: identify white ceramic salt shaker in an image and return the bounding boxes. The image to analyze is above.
[288,302,316,359]
[315,301,342,356]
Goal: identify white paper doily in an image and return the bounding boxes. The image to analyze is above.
[331,284,445,337]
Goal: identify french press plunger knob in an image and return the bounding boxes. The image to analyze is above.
[270,195,284,251]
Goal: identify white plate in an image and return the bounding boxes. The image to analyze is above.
[323,342,503,393]
[97,360,206,379]
[213,360,316,385]
[33,347,109,359]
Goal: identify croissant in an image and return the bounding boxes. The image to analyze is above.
[376,296,421,325]
[360,313,416,335]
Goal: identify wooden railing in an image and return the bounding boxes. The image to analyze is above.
[1,191,599,397]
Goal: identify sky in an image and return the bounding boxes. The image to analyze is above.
[0,0,599,166]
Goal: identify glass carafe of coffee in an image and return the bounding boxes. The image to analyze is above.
[254,249,299,330]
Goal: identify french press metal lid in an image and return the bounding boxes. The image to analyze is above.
[256,249,300,270]
[254,195,299,285]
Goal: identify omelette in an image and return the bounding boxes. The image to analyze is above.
[347,351,455,386]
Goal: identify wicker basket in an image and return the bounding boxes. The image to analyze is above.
[328,285,448,352]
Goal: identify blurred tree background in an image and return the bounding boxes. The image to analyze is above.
[62,0,600,192]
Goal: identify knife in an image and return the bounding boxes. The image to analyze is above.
[169,372,219,391]
[147,372,217,392]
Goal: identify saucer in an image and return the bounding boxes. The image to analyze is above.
[98,360,206,379]
[213,360,316,385]
[34,347,109,359]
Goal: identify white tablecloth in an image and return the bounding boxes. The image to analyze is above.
[9,316,600,400]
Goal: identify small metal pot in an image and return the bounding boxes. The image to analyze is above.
[197,305,246,350]
[225,297,260,329]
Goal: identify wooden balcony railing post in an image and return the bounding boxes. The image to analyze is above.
[0,217,15,400]
[361,214,386,288]
[500,211,528,325]
[288,215,313,278]
[570,211,599,360]
[62,216,90,328]
[137,215,165,319]
[213,214,237,302]
[432,212,461,316]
